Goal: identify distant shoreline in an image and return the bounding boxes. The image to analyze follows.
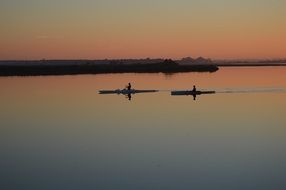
[218,63,286,67]
[0,59,285,77]
[0,60,219,76]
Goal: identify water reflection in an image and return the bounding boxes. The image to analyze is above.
[99,88,159,101]
[98,86,286,102]
[171,90,216,101]
[126,93,131,101]
[0,67,286,190]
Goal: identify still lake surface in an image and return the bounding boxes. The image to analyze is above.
[1,67,286,190]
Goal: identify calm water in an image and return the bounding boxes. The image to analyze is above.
[1,67,286,190]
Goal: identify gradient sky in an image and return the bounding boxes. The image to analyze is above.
[0,0,285,60]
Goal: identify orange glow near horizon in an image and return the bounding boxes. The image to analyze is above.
[0,0,286,60]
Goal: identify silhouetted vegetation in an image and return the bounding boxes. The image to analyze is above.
[0,59,219,76]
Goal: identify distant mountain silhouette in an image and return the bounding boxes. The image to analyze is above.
[178,57,213,65]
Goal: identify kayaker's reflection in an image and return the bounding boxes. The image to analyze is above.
[193,94,197,101]
[125,93,132,101]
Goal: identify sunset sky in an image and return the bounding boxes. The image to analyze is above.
[0,0,285,60]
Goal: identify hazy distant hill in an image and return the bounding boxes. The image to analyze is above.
[177,57,213,65]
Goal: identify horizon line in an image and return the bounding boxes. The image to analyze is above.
[1,57,286,62]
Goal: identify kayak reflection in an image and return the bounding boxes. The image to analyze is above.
[171,90,216,100]
[99,88,158,101]
[99,89,158,95]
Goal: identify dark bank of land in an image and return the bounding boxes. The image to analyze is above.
[217,63,286,67]
[0,59,218,76]
[1,57,285,76]
[214,59,286,67]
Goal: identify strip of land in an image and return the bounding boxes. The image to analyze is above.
[0,57,285,76]
[0,59,219,76]
[217,63,286,67]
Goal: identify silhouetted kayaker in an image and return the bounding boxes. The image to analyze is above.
[193,85,197,92]
[127,83,131,90]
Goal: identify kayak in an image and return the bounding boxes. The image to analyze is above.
[171,90,215,96]
[99,89,158,95]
